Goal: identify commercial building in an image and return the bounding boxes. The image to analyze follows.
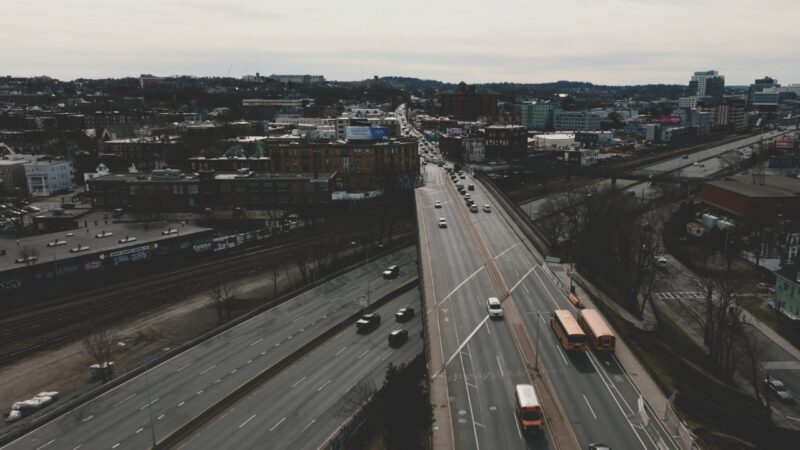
[700,175,800,221]
[518,101,562,130]
[554,111,601,131]
[269,75,325,85]
[749,77,780,105]
[484,125,527,162]
[440,82,497,121]
[774,264,800,320]
[574,131,614,147]
[0,159,27,195]
[102,136,189,171]
[689,70,725,100]
[24,157,74,197]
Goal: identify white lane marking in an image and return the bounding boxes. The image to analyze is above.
[357,349,370,359]
[787,416,800,422]
[136,427,143,434]
[114,393,136,407]
[318,379,332,391]
[496,356,504,377]
[231,369,237,374]
[533,269,561,309]
[196,390,204,395]
[176,362,191,372]
[261,351,266,355]
[508,266,536,294]
[484,320,491,335]
[178,401,185,407]
[199,364,216,375]
[35,440,55,450]
[292,315,304,324]
[335,347,347,356]
[292,377,306,388]
[555,345,568,365]
[71,446,82,450]
[157,414,165,420]
[474,421,485,428]
[583,394,598,419]
[444,316,490,367]
[112,444,120,449]
[270,417,286,432]
[214,379,221,384]
[239,414,257,429]
[247,360,253,364]
[381,350,393,361]
[344,382,357,393]
[437,266,484,306]
[300,419,316,433]
[494,242,521,259]
[139,398,159,410]
[81,415,94,422]
[274,342,280,347]
[250,338,263,346]
[523,284,530,294]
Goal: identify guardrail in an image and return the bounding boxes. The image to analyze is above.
[0,243,415,447]
[156,277,419,449]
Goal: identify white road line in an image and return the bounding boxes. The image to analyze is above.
[292,377,306,388]
[445,316,490,367]
[157,414,165,420]
[81,415,93,422]
[35,440,55,450]
[114,393,136,407]
[484,320,491,335]
[176,362,191,372]
[177,401,185,407]
[583,394,598,419]
[335,347,347,356]
[555,345,568,365]
[496,356,504,377]
[292,315,304,323]
[437,266,485,306]
[71,446,82,450]
[301,418,316,433]
[196,390,204,395]
[269,417,286,432]
[494,242,521,259]
[344,382,357,393]
[250,337,263,346]
[199,364,216,375]
[786,415,800,422]
[523,284,530,294]
[139,398,159,410]
[508,266,536,294]
[136,427,143,434]
[112,444,120,449]
[357,349,370,359]
[533,269,561,309]
[381,350,393,361]
[318,379,332,391]
[239,414,257,429]
[214,379,221,384]
[474,421,485,428]
[586,356,649,449]
[247,359,252,364]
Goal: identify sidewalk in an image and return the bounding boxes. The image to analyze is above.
[741,309,800,361]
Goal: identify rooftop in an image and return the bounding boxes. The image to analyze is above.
[706,175,800,198]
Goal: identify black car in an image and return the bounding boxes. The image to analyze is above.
[468,184,475,191]
[588,444,610,450]
[395,307,415,322]
[356,313,381,332]
[388,329,409,347]
[383,265,400,279]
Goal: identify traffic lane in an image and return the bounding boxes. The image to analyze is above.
[754,328,800,422]
[3,249,417,450]
[184,291,423,450]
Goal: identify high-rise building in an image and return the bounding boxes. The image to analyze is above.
[749,76,780,104]
[554,111,601,131]
[518,101,562,130]
[440,82,497,121]
[689,70,725,99]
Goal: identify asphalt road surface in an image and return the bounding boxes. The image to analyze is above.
[2,246,417,450]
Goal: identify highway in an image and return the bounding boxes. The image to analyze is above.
[521,129,794,217]
[2,246,417,450]
[182,289,423,449]
[417,165,544,450]
[420,162,677,449]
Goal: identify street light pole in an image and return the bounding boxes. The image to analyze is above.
[535,311,541,372]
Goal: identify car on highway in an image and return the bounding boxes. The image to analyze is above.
[487,297,503,319]
[469,204,479,213]
[483,204,492,213]
[356,313,381,333]
[382,265,400,279]
[434,201,442,208]
[388,329,409,347]
[765,377,795,404]
[693,162,705,167]
[588,444,611,450]
[468,184,475,191]
[395,307,415,322]
[438,218,448,228]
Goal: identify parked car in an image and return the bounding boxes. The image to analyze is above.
[356,313,381,333]
[388,329,409,347]
[395,307,415,322]
[487,297,503,319]
[765,377,795,403]
[383,265,400,279]
[438,218,448,228]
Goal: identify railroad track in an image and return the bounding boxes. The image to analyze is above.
[0,230,414,368]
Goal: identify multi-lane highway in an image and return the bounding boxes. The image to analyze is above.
[419,161,678,448]
[2,247,417,450]
[521,129,794,217]
[182,289,422,449]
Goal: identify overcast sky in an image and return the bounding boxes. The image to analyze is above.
[3,0,798,85]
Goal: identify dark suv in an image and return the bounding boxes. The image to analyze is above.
[356,313,381,333]
[388,329,409,347]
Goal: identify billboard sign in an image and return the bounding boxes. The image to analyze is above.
[776,139,795,149]
[659,115,682,125]
[345,126,389,140]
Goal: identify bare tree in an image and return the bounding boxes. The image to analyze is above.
[697,277,742,380]
[83,329,114,382]
[208,282,237,324]
[737,323,772,415]
[17,246,39,266]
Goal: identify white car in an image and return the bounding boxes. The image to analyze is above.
[487,297,503,318]
[438,218,448,228]
[483,204,491,213]
[434,201,442,208]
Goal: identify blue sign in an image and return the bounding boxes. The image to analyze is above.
[345,126,389,140]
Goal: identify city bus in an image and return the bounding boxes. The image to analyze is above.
[515,384,543,432]
[578,309,616,353]
[551,309,587,351]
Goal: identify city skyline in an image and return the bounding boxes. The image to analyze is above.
[2,0,799,85]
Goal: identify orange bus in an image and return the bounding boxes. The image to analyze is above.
[578,309,616,353]
[515,384,543,432]
[551,309,587,351]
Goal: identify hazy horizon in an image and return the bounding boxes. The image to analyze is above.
[2,0,799,86]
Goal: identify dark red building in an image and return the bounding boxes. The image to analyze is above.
[700,175,800,221]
